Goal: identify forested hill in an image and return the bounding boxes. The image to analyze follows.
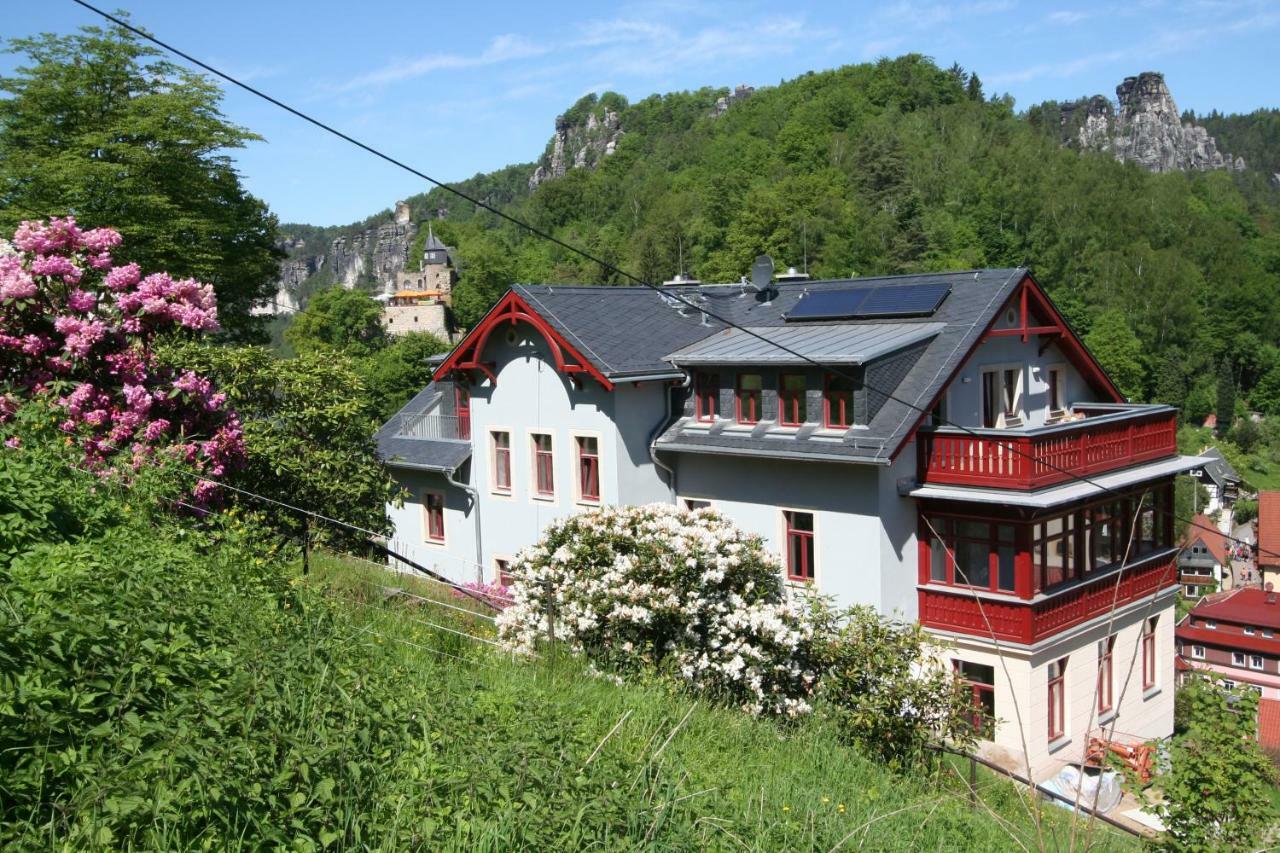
[292,55,1280,415]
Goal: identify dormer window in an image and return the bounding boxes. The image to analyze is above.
[736,374,762,424]
[824,374,855,429]
[694,372,719,422]
[981,365,1022,428]
[779,374,807,426]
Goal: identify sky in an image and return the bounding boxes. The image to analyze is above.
[4,0,1278,227]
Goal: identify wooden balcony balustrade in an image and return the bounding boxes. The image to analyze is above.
[918,405,1178,491]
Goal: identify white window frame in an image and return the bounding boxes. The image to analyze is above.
[489,426,514,497]
[528,429,557,504]
[1233,651,1246,666]
[570,429,604,507]
[1191,645,1206,660]
[1250,655,1265,670]
[1046,363,1068,414]
[980,363,1025,428]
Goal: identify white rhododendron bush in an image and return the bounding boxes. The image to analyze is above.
[495,504,818,717]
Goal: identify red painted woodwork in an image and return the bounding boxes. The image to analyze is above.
[918,407,1177,490]
[432,290,613,390]
[919,551,1177,644]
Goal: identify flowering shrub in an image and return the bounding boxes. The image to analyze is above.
[495,504,819,717]
[452,580,513,610]
[0,218,243,497]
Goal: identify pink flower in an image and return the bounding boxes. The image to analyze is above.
[67,289,97,313]
[0,256,37,301]
[104,263,141,292]
[4,436,21,449]
[143,419,170,441]
[81,227,122,254]
[31,255,82,284]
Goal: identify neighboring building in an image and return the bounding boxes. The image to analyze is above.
[1176,587,1280,747]
[376,267,1206,779]
[1179,514,1228,598]
[1192,446,1240,517]
[1260,492,1280,591]
[381,226,458,340]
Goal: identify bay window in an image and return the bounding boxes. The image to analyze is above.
[924,517,1017,593]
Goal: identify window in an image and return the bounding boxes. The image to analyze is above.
[1205,620,1217,630]
[981,366,1022,428]
[1251,655,1265,670]
[532,433,554,498]
[784,511,815,582]
[1265,630,1275,639]
[494,558,512,587]
[684,498,711,511]
[491,430,511,493]
[1233,651,1246,666]
[576,435,600,503]
[954,661,996,736]
[1048,657,1067,741]
[1245,626,1256,636]
[779,374,807,426]
[823,374,855,429]
[455,383,471,440]
[735,374,762,424]
[694,372,719,422]
[924,518,1016,593]
[424,492,445,543]
[1097,636,1115,714]
[1222,679,1237,690]
[1142,617,1158,690]
[1047,365,1067,412]
[1191,645,1205,660]
[1035,513,1076,589]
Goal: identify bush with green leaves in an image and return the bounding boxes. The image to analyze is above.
[1160,675,1278,851]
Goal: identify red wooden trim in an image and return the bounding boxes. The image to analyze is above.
[432,290,614,390]
[894,272,1124,461]
[986,326,1061,337]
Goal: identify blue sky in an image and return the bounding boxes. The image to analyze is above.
[5,1,1277,226]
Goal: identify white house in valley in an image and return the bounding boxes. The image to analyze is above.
[375,266,1204,779]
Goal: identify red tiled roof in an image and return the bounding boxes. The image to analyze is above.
[1175,624,1280,655]
[1259,492,1280,568]
[1189,586,1280,630]
[1259,699,1280,749]
[1183,514,1228,565]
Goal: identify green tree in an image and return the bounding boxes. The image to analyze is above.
[452,235,517,328]
[160,343,397,544]
[285,287,387,357]
[1215,358,1236,435]
[1083,310,1146,401]
[356,331,450,420]
[1161,676,1277,850]
[0,23,281,342]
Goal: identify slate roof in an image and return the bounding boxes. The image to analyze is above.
[665,322,945,366]
[1198,446,1241,489]
[375,383,472,473]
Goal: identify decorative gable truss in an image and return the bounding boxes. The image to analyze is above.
[432,290,614,390]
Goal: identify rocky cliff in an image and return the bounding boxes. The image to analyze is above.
[269,201,417,313]
[1051,72,1244,173]
[528,107,624,189]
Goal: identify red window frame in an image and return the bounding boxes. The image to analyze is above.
[1097,637,1114,714]
[694,372,719,422]
[1142,618,1157,690]
[495,558,512,587]
[924,516,1017,593]
[736,373,762,424]
[491,430,511,492]
[954,660,996,737]
[424,492,445,542]
[784,510,815,582]
[455,383,471,440]
[532,433,554,497]
[779,374,807,426]
[1048,657,1067,741]
[576,435,600,502]
[823,374,855,429]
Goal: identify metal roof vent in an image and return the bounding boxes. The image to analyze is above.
[662,271,703,286]
[775,265,810,284]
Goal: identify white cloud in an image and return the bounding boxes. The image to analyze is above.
[860,36,906,60]
[338,34,547,91]
[878,0,1017,29]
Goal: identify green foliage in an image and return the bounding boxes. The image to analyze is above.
[810,602,977,765]
[159,342,396,542]
[284,286,387,357]
[1235,497,1258,524]
[451,231,519,328]
[1161,676,1278,850]
[1215,358,1237,435]
[0,23,281,343]
[354,331,450,420]
[1084,310,1146,401]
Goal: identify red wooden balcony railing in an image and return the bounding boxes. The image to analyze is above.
[919,552,1178,644]
[918,405,1178,490]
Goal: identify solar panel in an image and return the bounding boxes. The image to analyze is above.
[783,288,870,320]
[785,282,949,321]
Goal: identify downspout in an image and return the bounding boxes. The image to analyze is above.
[648,371,692,503]
[445,464,483,583]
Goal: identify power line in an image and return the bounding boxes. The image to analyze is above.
[69,0,1269,567]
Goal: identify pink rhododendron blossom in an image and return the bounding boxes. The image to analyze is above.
[0,218,243,502]
[5,436,20,449]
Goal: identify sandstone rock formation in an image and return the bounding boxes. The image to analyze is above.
[1058,72,1243,173]
[528,109,623,189]
[713,84,754,117]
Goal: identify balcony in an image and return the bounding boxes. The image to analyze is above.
[920,551,1177,644]
[397,410,469,442]
[918,404,1178,491]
